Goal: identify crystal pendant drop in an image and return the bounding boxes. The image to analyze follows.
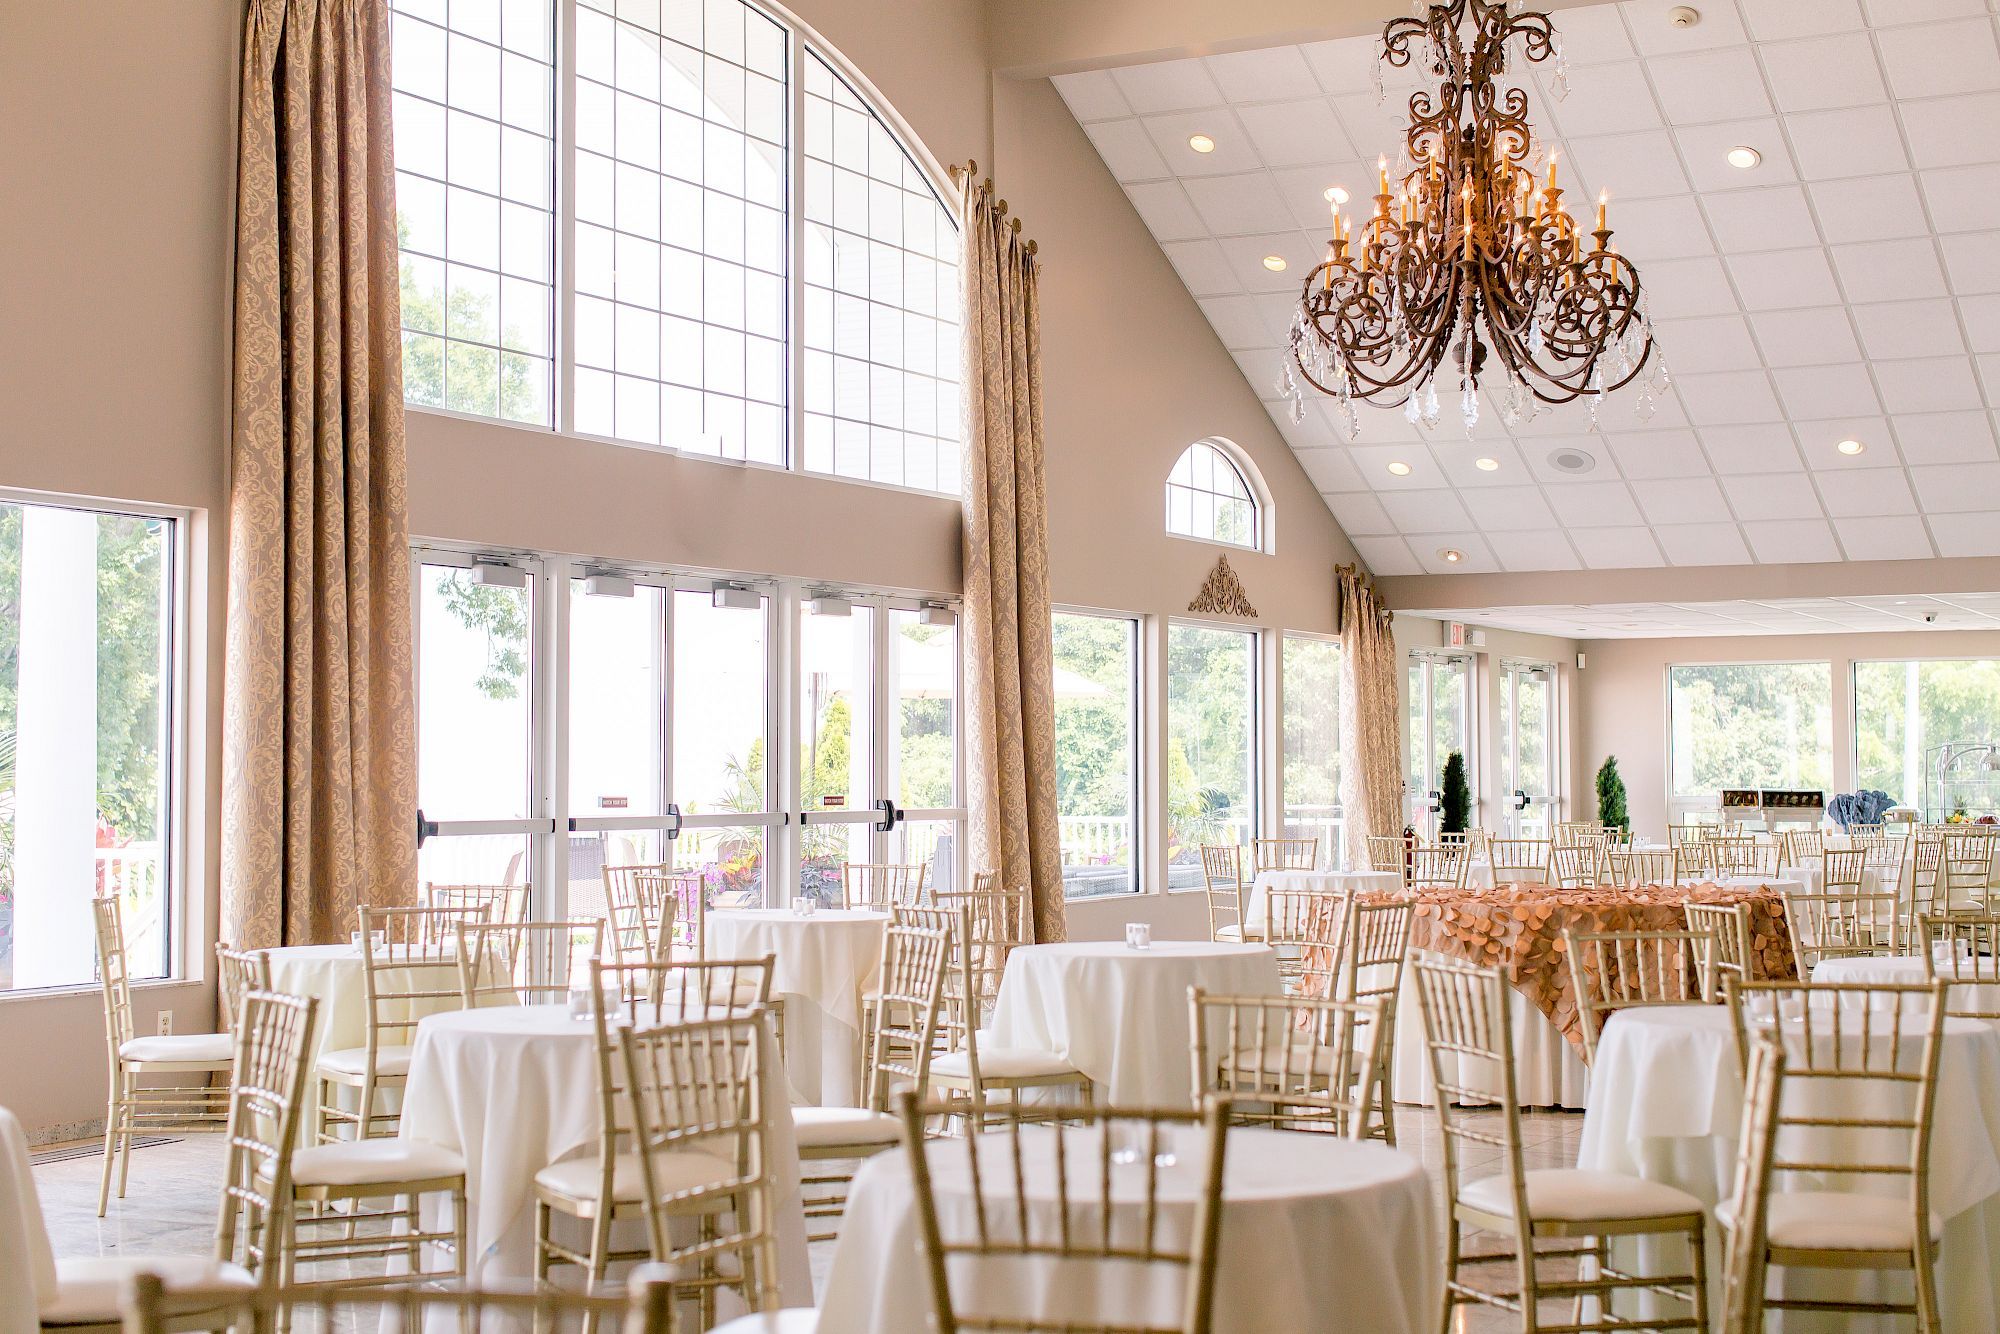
[1421,380,1442,431]
[1277,359,1295,398]
[1550,42,1570,101]
[1372,52,1386,105]
[1405,389,1424,427]
[1528,322,1545,357]
[1634,377,1656,423]
[1460,380,1480,432]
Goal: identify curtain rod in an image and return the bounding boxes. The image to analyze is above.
[949,159,1039,256]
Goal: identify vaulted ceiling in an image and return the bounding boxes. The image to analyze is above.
[1052,0,2000,577]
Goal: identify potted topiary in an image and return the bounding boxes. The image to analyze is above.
[1440,750,1471,836]
[1597,755,1630,833]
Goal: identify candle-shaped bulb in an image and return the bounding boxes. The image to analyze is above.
[1378,154,1390,195]
[1547,149,1559,190]
[1596,189,1608,232]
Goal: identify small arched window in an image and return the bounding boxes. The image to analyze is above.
[1166,442,1260,550]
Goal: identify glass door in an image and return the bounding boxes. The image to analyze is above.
[1501,661,1556,837]
[1405,652,1471,838]
[796,597,877,904]
[414,556,554,900]
[887,606,965,893]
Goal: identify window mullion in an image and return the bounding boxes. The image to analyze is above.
[556,0,578,435]
[786,27,807,473]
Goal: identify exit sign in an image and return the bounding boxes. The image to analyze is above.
[1448,621,1468,647]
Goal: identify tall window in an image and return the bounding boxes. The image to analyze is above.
[1053,611,1138,897]
[1500,661,1555,838]
[0,501,176,992]
[391,0,963,493]
[1854,659,2000,820]
[1167,623,1257,886]
[1669,663,1832,803]
[1166,442,1258,549]
[1406,652,1470,835]
[1282,635,1340,859]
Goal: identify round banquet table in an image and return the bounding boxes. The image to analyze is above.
[398,1004,812,1306]
[264,943,467,1065]
[815,1125,1439,1333]
[704,908,889,1106]
[1815,953,2000,1016]
[1579,1004,2000,1330]
[1244,868,1401,931]
[986,942,1282,1106]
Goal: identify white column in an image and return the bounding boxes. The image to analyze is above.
[13,506,99,989]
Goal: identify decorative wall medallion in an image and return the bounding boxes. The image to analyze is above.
[1188,555,1259,618]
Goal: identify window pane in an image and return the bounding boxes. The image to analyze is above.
[417,565,532,821]
[1055,612,1137,897]
[1167,624,1255,888]
[1669,663,1832,801]
[1854,659,2000,819]
[673,825,765,909]
[673,590,769,819]
[568,581,665,816]
[1282,636,1340,860]
[799,604,874,903]
[1165,442,1257,549]
[801,49,961,493]
[888,609,954,810]
[392,0,555,423]
[0,504,174,991]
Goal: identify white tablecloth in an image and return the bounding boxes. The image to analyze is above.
[265,943,466,1065]
[1387,963,1590,1111]
[987,943,1282,1106]
[1814,953,2000,1018]
[817,1125,1438,1333]
[1244,868,1400,931]
[399,1004,812,1306]
[705,908,889,1106]
[1579,1004,2000,1330]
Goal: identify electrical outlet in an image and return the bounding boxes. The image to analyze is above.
[156,1010,173,1036]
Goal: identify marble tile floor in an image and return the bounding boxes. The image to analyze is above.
[32,1106,1593,1333]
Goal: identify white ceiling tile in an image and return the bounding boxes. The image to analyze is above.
[1381,489,1472,531]
[1678,369,1788,423]
[1862,0,1988,23]
[1625,0,1751,53]
[1460,486,1559,531]
[1911,460,2000,512]
[1891,410,2000,465]
[1748,308,1862,366]
[1919,164,2000,232]
[1549,5,1639,62]
[1980,352,2000,400]
[1082,119,1171,183]
[1180,172,1294,235]
[1124,181,1207,240]
[1927,511,2000,557]
[1544,61,1665,136]
[1270,404,1328,452]
[1701,423,1805,473]
[1850,298,1970,361]
[1408,534,1498,574]
[1760,34,1886,114]
[1138,110,1262,176]
[1723,473,1826,519]
[1203,47,1322,104]
[1197,295,1277,349]
[1941,233,2000,295]
[1571,526,1668,568]
[1874,355,1985,413]
[1807,175,1930,244]
[1640,256,1744,318]
[1351,534,1422,576]
[1160,239,1239,296]
[1832,515,1934,560]
[1052,71,1132,123]
[1699,186,1816,252]
[1270,163,1369,229]
[1324,489,1393,534]
[1547,480,1646,526]
[1328,92,1411,158]
[1487,530,1584,571]
[1566,130,1693,201]
[1794,417,1895,467]
[1219,232,1319,292]
[1299,37,1397,98]
[1110,59,1225,115]
[1829,238,1948,304]
[1744,517,1842,562]
[1234,100,1354,168]
[1602,195,1714,259]
[1902,93,2000,170]
[1427,439,1528,489]
[1877,19,2000,100]
[1525,435,1620,484]
[1654,521,1754,564]
[1727,247,1840,309]
[1349,442,1442,488]
[1634,475,1734,523]
[1679,119,1801,193]
[1230,345,1285,394]
[1813,466,1918,516]
[1672,49,1781,123]
[1609,430,1715,477]
[1786,105,1910,179]
[1654,316,1759,374]
[1740,0,1865,40]
[1772,363,1883,418]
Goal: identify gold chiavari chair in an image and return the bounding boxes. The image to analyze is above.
[1263,888,1346,992]
[214,942,274,1034]
[216,991,317,1297]
[1198,843,1263,942]
[1670,840,1714,887]
[1717,1033,1785,1334]
[1189,989,1384,1137]
[1782,888,1900,970]
[841,861,928,910]
[1488,837,1551,883]
[1408,843,1469,889]
[1414,954,1709,1332]
[894,1092,1231,1334]
[640,868,710,961]
[1464,827,1493,861]
[423,881,527,925]
[1821,846,1868,895]
[455,918,605,1006]
[1607,847,1671,886]
[93,896,234,1216]
[1910,833,1945,921]
[619,1012,785,1325]
[932,872,1030,1015]
[1944,829,1998,912]
[1780,827,1824,869]
[793,920,951,1240]
[1365,833,1407,877]
[1564,928,1717,1064]
[1920,912,2000,1022]
[1253,836,1318,871]
[1717,979,1948,1331]
[313,904,486,1143]
[1331,898,1413,1147]
[604,862,673,966]
[122,1274,683,1334]
[1550,844,1599,888]
[1683,901,1754,997]
[1667,822,1706,850]
[1553,820,1599,848]
[1706,835,1762,879]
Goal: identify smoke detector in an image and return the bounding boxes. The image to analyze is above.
[1668,6,1701,28]
[1548,447,1597,476]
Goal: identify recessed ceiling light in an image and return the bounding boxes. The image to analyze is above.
[1323,185,1350,204]
[1386,461,1412,476]
[1474,457,1501,472]
[1726,145,1761,170]
[1439,547,1464,563]
[1261,255,1289,272]
[1836,438,1866,455]
[1188,133,1216,154]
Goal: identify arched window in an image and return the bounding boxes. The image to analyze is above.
[1166,441,1261,550]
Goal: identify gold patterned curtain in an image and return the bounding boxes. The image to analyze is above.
[957,165,1064,944]
[1337,565,1400,870]
[223,0,417,947]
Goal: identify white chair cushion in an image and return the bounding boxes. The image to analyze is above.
[1222,1042,1338,1077]
[709,1312,819,1334]
[43,1256,252,1325]
[932,1047,1081,1079]
[274,1139,465,1188]
[533,1149,737,1205]
[1717,1191,1942,1252]
[789,1106,902,1149]
[314,1044,413,1078]
[1213,925,1266,943]
[116,1033,233,1066]
[1460,1169,1703,1224]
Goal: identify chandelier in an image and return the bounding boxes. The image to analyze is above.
[1282,0,1666,437]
